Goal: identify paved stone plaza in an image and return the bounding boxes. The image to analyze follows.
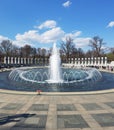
[0,91,114,130]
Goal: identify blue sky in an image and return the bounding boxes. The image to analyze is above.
[0,0,114,51]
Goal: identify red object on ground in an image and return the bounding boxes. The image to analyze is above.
[37,90,42,95]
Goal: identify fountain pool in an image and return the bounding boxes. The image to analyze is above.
[7,43,102,92]
[0,67,114,92]
[0,43,114,92]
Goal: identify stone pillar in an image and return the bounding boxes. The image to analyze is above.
[91,57,93,66]
[81,58,83,66]
[85,58,87,66]
[105,57,107,66]
[88,58,90,66]
[13,57,15,64]
[37,58,39,64]
[83,58,85,66]
[28,58,30,64]
[11,57,13,64]
[24,58,26,64]
[86,58,88,66]
[18,57,20,64]
[27,58,29,65]
[98,57,100,66]
[75,58,77,66]
[31,58,33,64]
[9,57,11,64]
[13,57,15,65]
[94,57,97,66]
[21,58,23,65]
[101,57,104,65]
[34,58,37,64]
[14,57,17,64]
[77,58,80,66]
[71,58,73,64]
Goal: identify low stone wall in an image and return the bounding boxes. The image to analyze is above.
[1,56,113,71]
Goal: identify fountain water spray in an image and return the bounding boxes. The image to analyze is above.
[47,43,63,83]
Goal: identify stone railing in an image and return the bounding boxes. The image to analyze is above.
[63,57,108,67]
[0,56,110,68]
[1,57,49,67]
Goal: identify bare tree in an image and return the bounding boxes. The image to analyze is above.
[110,47,114,54]
[61,37,75,60]
[31,47,37,57]
[41,48,47,57]
[89,36,106,57]
[77,48,85,58]
[0,40,13,56]
[37,48,42,57]
[11,45,20,56]
[85,50,93,57]
[71,48,78,57]
[20,44,32,57]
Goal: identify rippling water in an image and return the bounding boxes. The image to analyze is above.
[0,68,114,92]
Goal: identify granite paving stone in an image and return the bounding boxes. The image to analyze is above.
[57,104,76,111]
[81,103,103,111]
[105,102,114,109]
[1,103,24,110]
[1,90,114,130]
[92,113,114,127]
[28,104,49,111]
[11,114,47,130]
[57,114,90,128]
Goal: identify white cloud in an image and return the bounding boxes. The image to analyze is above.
[14,27,65,47]
[107,21,114,28]
[74,37,91,48]
[0,35,9,42]
[14,30,40,47]
[16,30,39,41]
[40,27,65,43]
[64,31,82,38]
[38,20,57,29]
[61,31,91,49]
[73,31,82,37]
[0,20,91,51]
[14,28,87,49]
[62,1,72,7]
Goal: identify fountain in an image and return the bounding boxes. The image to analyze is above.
[7,43,104,92]
[47,43,63,83]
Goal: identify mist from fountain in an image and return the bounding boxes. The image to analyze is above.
[47,43,63,83]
